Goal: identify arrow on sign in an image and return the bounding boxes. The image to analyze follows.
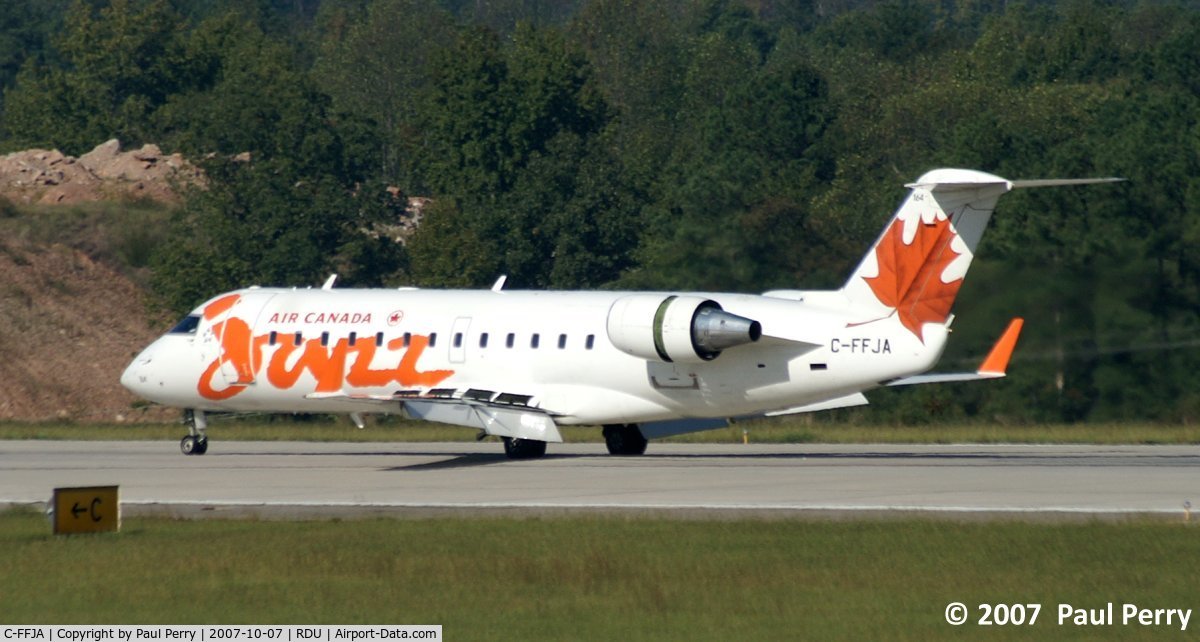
[52,486,119,535]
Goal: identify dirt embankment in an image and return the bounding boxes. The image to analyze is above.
[0,236,174,422]
[0,139,192,422]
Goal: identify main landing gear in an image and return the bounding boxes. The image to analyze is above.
[603,424,648,456]
[180,409,209,456]
[499,425,648,459]
[502,436,547,459]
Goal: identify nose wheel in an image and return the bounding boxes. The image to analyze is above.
[180,434,209,455]
[180,409,209,456]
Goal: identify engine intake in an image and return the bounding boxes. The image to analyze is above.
[607,295,762,363]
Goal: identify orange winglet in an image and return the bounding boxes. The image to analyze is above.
[978,318,1024,375]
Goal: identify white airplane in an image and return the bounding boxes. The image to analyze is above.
[121,169,1119,458]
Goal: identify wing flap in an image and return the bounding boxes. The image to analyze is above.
[403,399,563,443]
[306,389,563,442]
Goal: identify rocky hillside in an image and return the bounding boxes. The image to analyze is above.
[0,139,202,205]
[0,140,194,422]
[0,141,427,422]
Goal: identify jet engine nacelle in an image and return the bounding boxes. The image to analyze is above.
[606,294,762,363]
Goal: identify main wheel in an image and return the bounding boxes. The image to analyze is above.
[502,437,547,459]
[180,435,198,455]
[194,436,209,455]
[603,424,648,455]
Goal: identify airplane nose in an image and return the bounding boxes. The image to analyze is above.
[120,350,152,395]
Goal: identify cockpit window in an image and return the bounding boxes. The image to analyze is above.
[169,315,201,334]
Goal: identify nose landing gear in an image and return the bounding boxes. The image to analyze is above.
[180,409,209,455]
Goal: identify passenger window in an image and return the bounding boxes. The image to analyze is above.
[506,333,515,348]
[269,331,277,346]
[320,332,330,347]
[168,315,200,334]
[293,332,303,346]
[429,332,438,347]
[403,332,411,348]
[453,332,463,348]
[531,333,540,349]
[586,334,595,350]
[375,332,384,347]
[557,333,567,349]
[480,332,489,348]
[348,332,357,346]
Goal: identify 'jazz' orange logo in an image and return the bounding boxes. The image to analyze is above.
[197,295,454,401]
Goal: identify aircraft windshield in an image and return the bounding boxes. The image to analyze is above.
[169,314,201,334]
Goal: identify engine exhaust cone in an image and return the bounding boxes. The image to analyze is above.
[692,305,762,358]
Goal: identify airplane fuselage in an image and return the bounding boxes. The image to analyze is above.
[122,287,944,426]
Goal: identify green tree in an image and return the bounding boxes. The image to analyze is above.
[405,198,500,288]
[313,0,456,188]
[155,14,369,180]
[442,0,582,34]
[143,10,404,313]
[627,23,835,292]
[151,159,404,313]
[3,0,189,154]
[568,0,693,187]
[409,23,634,288]
[0,0,69,125]
[421,26,512,199]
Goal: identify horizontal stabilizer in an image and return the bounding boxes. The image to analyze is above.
[1010,177,1125,189]
[904,175,1125,191]
[886,318,1023,387]
[766,393,870,416]
[885,371,1003,386]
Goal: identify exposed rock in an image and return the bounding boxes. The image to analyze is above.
[1,139,203,205]
[78,138,120,167]
[131,143,162,161]
[38,183,104,205]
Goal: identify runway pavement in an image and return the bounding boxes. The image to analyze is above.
[2,440,1198,520]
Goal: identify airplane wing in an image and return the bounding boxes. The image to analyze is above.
[884,318,1024,387]
[306,388,564,443]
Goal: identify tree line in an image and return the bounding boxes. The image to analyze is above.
[3,0,1200,425]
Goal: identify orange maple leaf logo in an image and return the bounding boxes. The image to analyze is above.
[861,216,963,342]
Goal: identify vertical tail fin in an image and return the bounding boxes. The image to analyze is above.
[841,169,1013,341]
[841,170,1123,341]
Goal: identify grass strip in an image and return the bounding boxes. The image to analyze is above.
[0,509,1194,640]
